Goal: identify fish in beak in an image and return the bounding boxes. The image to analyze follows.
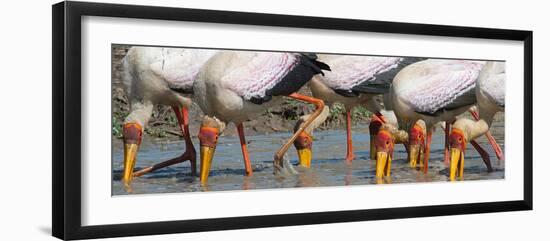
[449,128,467,181]
[198,126,219,184]
[408,124,425,168]
[369,116,384,160]
[375,129,394,178]
[294,131,313,168]
[122,123,142,188]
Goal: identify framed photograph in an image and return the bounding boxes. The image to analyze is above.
[52,1,533,240]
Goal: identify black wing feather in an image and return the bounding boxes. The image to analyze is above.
[169,87,194,95]
[250,54,330,104]
[348,57,427,95]
[414,87,477,116]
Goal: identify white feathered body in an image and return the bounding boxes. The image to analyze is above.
[309,54,422,112]
[121,46,218,125]
[193,51,305,124]
[451,61,506,141]
[391,59,485,130]
[477,61,505,115]
[122,47,218,107]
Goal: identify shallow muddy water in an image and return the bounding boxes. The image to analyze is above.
[112,121,505,195]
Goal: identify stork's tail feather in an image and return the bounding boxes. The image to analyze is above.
[300,53,331,75]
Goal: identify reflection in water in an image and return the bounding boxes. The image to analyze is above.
[296,169,321,187]
[112,119,505,195]
[344,166,352,186]
[242,176,255,190]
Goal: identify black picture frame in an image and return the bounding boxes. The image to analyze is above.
[52,1,533,240]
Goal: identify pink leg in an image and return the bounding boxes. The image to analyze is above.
[237,123,253,176]
[133,107,196,177]
[470,110,504,161]
[470,140,493,172]
[345,110,355,162]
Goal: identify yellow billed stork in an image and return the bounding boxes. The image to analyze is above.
[292,106,330,167]
[372,109,427,178]
[448,62,505,180]
[192,50,330,184]
[120,47,217,188]
[292,55,426,165]
[391,59,497,174]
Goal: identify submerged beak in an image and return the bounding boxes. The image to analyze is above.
[449,148,464,181]
[408,144,421,168]
[200,146,216,184]
[294,132,313,168]
[375,152,391,178]
[122,143,139,187]
[297,148,312,168]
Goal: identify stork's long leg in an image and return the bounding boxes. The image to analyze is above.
[469,110,504,161]
[470,139,493,172]
[133,106,197,177]
[237,123,253,176]
[423,129,433,174]
[444,122,451,165]
[345,110,355,162]
[273,93,324,173]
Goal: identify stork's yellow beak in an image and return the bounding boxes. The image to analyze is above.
[450,148,465,181]
[408,145,421,168]
[122,143,139,188]
[370,134,376,160]
[375,152,391,178]
[297,148,312,168]
[200,146,216,185]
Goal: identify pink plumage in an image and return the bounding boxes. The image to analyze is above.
[320,55,403,90]
[224,52,301,100]
[147,48,218,91]
[398,60,485,114]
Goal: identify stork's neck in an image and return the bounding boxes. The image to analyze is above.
[393,129,409,144]
[464,109,497,141]
[294,105,330,134]
[124,101,154,127]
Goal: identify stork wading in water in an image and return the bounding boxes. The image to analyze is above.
[391,59,501,174]
[120,47,217,188]
[373,110,427,179]
[449,62,505,181]
[293,55,426,165]
[292,106,330,168]
[193,51,330,184]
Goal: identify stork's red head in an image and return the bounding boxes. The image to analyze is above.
[198,126,219,184]
[375,129,393,153]
[294,131,313,167]
[369,115,385,160]
[409,124,425,147]
[369,115,385,134]
[449,128,467,152]
[197,116,224,184]
[449,128,467,181]
[374,128,394,178]
[408,123,425,168]
[122,122,143,188]
[198,127,219,148]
